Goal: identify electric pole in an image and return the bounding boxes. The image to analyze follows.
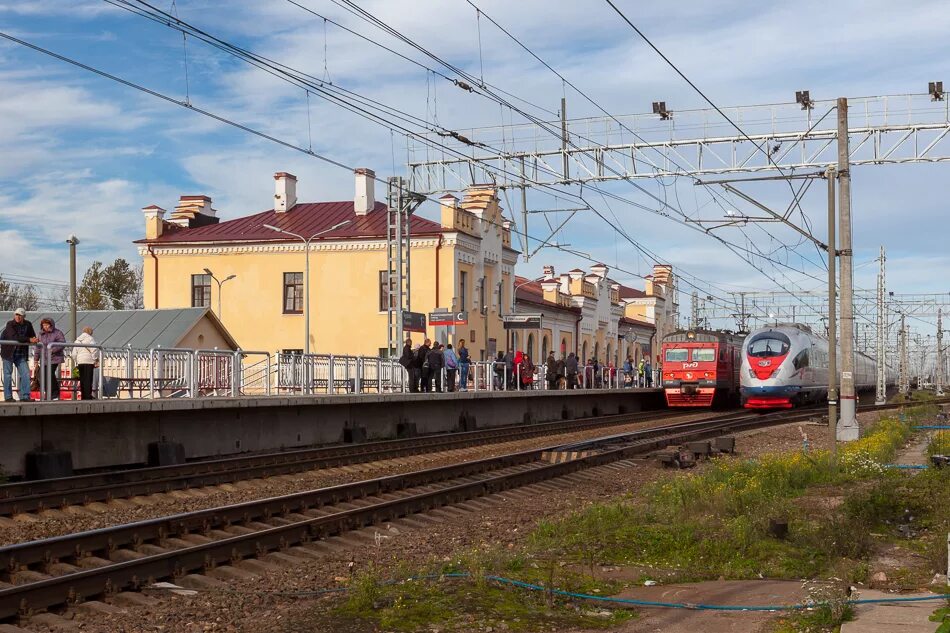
[826,166,838,446]
[66,235,79,341]
[691,290,699,329]
[875,246,887,405]
[837,97,859,441]
[937,308,945,396]
[898,314,909,396]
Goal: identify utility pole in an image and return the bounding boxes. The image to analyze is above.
[560,97,569,182]
[875,246,887,404]
[66,235,79,340]
[937,308,945,396]
[386,177,424,356]
[837,97,859,441]
[690,290,700,329]
[739,292,747,332]
[826,166,838,448]
[898,314,909,396]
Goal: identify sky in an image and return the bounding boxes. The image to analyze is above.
[1,0,949,343]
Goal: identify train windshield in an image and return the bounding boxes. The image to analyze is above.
[692,348,716,362]
[665,348,688,362]
[747,333,791,358]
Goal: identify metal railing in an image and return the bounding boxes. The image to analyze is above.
[3,339,659,403]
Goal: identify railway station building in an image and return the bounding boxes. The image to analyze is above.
[136,169,676,361]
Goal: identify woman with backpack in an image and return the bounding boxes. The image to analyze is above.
[443,343,458,392]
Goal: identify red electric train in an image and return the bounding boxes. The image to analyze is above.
[660,329,745,407]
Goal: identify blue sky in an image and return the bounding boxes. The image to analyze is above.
[1,0,949,340]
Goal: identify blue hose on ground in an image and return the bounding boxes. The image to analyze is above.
[884,464,929,469]
[282,571,949,612]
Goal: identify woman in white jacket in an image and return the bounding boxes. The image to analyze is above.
[72,327,98,400]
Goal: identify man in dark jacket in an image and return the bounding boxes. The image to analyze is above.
[2,308,38,402]
[399,337,417,392]
[415,338,431,392]
[545,351,558,390]
[426,342,445,393]
[565,352,579,390]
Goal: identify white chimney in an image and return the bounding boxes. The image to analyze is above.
[274,172,297,213]
[354,167,375,215]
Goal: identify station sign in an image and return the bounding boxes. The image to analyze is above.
[402,311,427,333]
[502,313,543,330]
[428,311,468,326]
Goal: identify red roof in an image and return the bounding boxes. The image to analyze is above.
[619,285,646,300]
[136,202,444,244]
[514,276,580,314]
[620,315,655,330]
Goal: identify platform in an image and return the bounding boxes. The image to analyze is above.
[0,389,663,477]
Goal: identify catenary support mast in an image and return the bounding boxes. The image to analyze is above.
[875,246,887,405]
[837,97,859,441]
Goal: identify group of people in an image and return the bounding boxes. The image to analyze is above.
[399,337,472,393]
[1,308,100,402]
[397,337,659,393]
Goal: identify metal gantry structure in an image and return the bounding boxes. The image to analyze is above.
[408,93,950,193]
[386,177,425,357]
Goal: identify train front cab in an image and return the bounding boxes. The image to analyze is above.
[662,343,721,407]
[742,330,797,409]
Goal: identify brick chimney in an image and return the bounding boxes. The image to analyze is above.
[354,168,375,215]
[142,205,166,240]
[274,172,297,213]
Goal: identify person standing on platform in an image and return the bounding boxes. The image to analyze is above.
[37,318,66,400]
[427,342,444,393]
[506,350,517,389]
[494,351,506,390]
[644,359,653,387]
[72,326,98,400]
[443,343,458,392]
[2,308,37,402]
[457,339,470,391]
[545,351,558,390]
[520,353,535,390]
[622,356,634,387]
[556,353,566,389]
[565,352,578,389]
[637,357,646,387]
[416,338,432,392]
[400,337,417,392]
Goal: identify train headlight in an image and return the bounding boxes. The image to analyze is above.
[704,372,712,378]
[748,368,756,379]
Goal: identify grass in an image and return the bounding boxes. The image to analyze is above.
[932,603,950,633]
[927,429,950,459]
[304,404,945,632]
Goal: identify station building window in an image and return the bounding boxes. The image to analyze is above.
[283,272,303,314]
[459,271,468,310]
[378,271,396,312]
[191,274,211,308]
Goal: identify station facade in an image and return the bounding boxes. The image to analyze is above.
[136,169,677,360]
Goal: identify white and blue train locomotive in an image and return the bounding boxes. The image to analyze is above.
[740,323,888,409]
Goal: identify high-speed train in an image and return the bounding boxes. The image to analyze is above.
[740,323,893,409]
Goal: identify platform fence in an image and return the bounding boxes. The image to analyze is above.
[2,341,648,401]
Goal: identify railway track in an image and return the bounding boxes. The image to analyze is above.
[0,407,718,517]
[0,407,817,621]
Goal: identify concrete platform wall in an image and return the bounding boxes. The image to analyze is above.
[0,389,664,477]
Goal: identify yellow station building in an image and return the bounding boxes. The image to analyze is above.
[137,170,519,359]
[137,169,678,360]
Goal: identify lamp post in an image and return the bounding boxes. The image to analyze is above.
[263,220,350,354]
[65,235,79,340]
[510,275,546,353]
[202,268,236,320]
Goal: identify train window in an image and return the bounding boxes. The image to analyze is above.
[747,334,791,358]
[665,348,688,362]
[692,349,716,362]
[793,350,810,370]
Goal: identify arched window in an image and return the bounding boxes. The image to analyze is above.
[561,338,567,355]
[542,336,549,359]
[527,334,535,360]
[582,341,588,362]
[594,342,600,362]
[606,343,612,366]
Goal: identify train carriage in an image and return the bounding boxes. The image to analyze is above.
[661,329,745,407]
[740,323,892,409]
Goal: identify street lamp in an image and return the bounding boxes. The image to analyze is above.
[202,268,237,320]
[263,220,351,354]
[65,235,80,341]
